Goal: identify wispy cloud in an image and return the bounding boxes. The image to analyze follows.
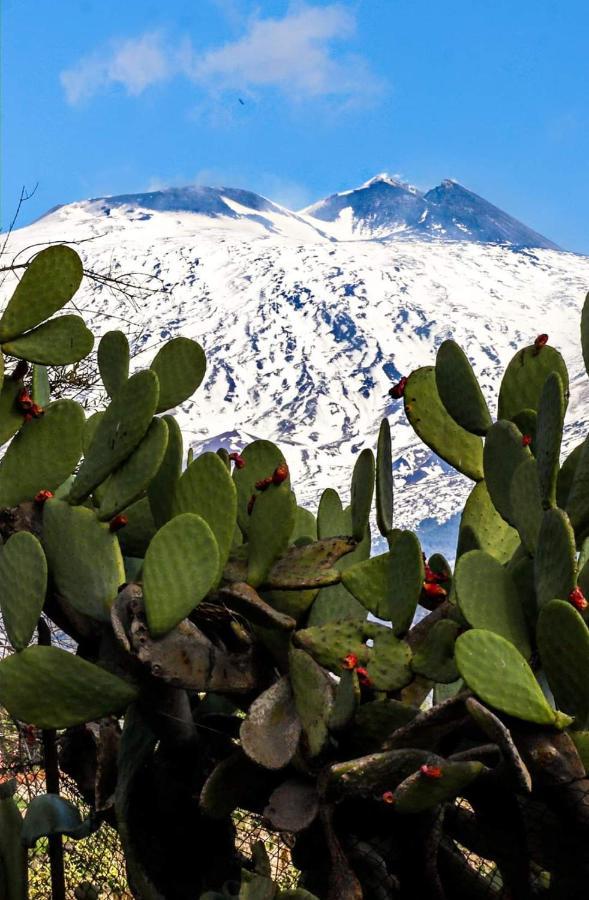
[60,4,383,107]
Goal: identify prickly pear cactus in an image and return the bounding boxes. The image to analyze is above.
[2,245,589,899]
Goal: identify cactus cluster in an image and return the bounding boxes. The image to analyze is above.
[0,246,589,898]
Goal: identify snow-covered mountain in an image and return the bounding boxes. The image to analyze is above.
[303,174,561,248]
[4,177,589,558]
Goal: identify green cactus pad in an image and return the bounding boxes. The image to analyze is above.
[498,343,569,421]
[293,506,317,542]
[352,700,420,750]
[411,620,460,683]
[260,537,355,590]
[289,648,333,757]
[0,786,26,900]
[435,340,492,435]
[69,370,159,503]
[97,417,169,521]
[0,378,25,446]
[82,411,103,455]
[367,629,413,691]
[307,526,370,626]
[240,676,301,770]
[329,668,360,731]
[455,550,531,657]
[581,291,589,378]
[172,451,237,584]
[0,399,85,506]
[115,497,156,558]
[535,372,565,508]
[342,531,424,635]
[150,336,206,413]
[31,365,50,407]
[535,508,576,610]
[1,315,93,366]
[147,414,183,528]
[0,245,83,342]
[0,532,47,651]
[247,484,296,588]
[233,439,288,533]
[457,480,519,563]
[483,420,532,524]
[350,448,375,540]
[295,620,371,672]
[327,748,432,798]
[200,752,272,820]
[537,599,589,730]
[97,330,129,397]
[0,645,137,729]
[557,441,583,509]
[565,436,589,537]
[403,366,484,480]
[509,459,543,554]
[43,499,125,623]
[455,629,570,727]
[394,760,485,814]
[143,512,219,637]
[317,488,347,538]
[376,418,394,536]
[220,582,295,631]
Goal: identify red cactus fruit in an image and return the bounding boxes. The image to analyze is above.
[521,434,532,447]
[255,476,273,491]
[31,404,45,418]
[422,582,447,599]
[247,494,257,515]
[534,334,549,348]
[569,587,588,612]
[272,463,289,485]
[11,361,29,381]
[382,790,395,804]
[420,764,443,779]
[424,563,445,584]
[229,452,246,469]
[342,653,359,670]
[389,376,408,400]
[23,413,33,423]
[109,514,129,532]
[356,667,372,687]
[17,389,33,412]
[34,490,54,505]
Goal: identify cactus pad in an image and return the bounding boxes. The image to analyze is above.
[329,668,360,731]
[0,645,137,728]
[367,629,413,691]
[150,336,206,413]
[317,488,347,538]
[0,399,84,506]
[0,245,83,342]
[147,414,183,527]
[1,315,93,366]
[455,550,531,657]
[0,532,47,651]
[0,378,25,446]
[498,343,569,421]
[350,448,375,540]
[435,340,492,435]
[143,512,219,637]
[240,676,301,769]
[455,629,570,727]
[394,760,485,814]
[537,599,589,730]
[403,366,484,480]
[295,620,371,672]
[509,459,543,554]
[172,451,237,583]
[376,418,394,536]
[411,620,460,683]
[457,480,519,563]
[535,508,576,610]
[247,484,296,588]
[31,365,50,407]
[69,370,159,502]
[233,439,288,533]
[289,648,333,757]
[97,330,129,397]
[535,372,565,508]
[97,417,169,521]
[43,499,125,623]
[484,419,532,525]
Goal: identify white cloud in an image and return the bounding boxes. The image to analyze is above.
[60,32,173,105]
[60,4,382,106]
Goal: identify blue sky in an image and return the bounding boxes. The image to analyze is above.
[3,0,589,252]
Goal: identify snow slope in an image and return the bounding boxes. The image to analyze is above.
[4,179,589,557]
